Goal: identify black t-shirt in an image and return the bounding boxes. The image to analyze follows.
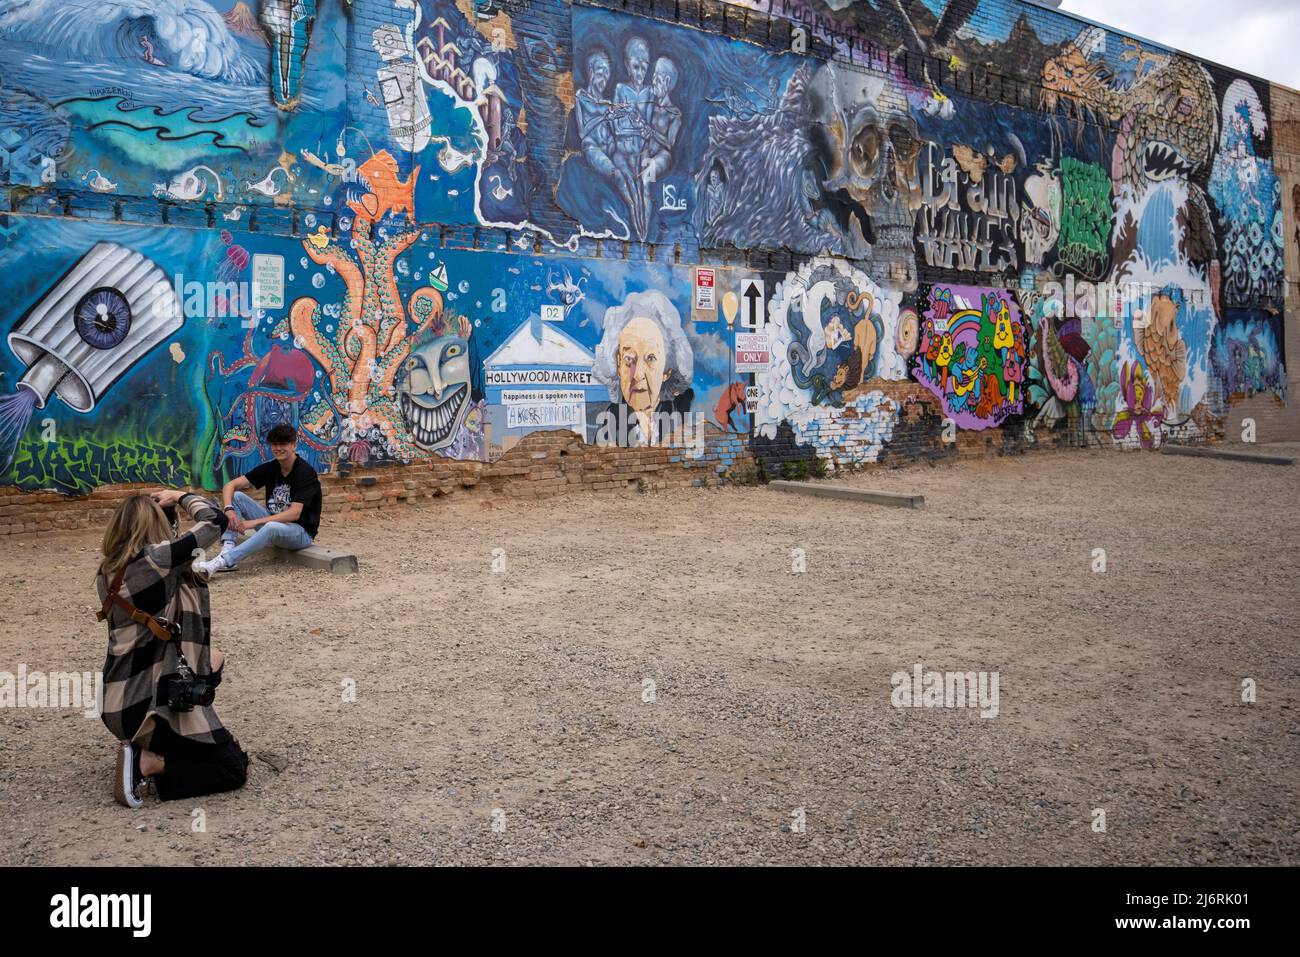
[244,457,322,538]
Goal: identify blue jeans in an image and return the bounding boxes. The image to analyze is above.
[221,491,312,565]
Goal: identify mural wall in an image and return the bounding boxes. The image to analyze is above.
[0,0,1291,494]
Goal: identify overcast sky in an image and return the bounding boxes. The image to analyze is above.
[1058,0,1300,89]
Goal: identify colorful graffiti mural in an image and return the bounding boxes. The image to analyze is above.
[1058,157,1111,280]
[467,256,722,456]
[0,0,1292,494]
[1020,286,1095,438]
[280,150,445,464]
[1212,310,1287,402]
[0,0,350,209]
[913,285,1025,431]
[1113,361,1165,450]
[1208,80,1285,309]
[561,6,797,246]
[754,258,905,465]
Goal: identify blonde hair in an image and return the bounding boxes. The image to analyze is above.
[98,494,174,578]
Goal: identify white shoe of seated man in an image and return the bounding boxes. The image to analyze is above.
[195,540,239,575]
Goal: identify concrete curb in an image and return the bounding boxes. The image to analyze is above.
[275,545,360,575]
[1160,446,1295,466]
[767,481,925,509]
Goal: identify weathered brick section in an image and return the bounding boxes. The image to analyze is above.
[0,428,759,537]
[747,378,1068,476]
[0,414,1105,537]
[0,484,159,537]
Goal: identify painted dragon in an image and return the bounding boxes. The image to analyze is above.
[1040,28,1218,195]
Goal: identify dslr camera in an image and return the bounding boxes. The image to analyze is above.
[157,656,216,712]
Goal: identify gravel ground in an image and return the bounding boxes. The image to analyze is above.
[1,448,1297,866]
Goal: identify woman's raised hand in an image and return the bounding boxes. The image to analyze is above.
[150,488,186,507]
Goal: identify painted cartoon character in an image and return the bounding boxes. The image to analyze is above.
[950,357,986,415]
[1135,291,1188,417]
[713,381,748,432]
[991,299,1019,402]
[1114,362,1164,448]
[925,331,955,392]
[973,297,1008,419]
[930,287,953,323]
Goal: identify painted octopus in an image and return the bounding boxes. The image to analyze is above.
[205,324,337,471]
[275,150,444,462]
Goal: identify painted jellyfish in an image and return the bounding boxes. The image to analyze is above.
[214,230,252,322]
[217,230,251,283]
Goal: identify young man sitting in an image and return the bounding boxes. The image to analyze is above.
[196,424,322,575]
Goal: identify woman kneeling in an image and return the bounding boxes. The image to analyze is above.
[96,489,249,807]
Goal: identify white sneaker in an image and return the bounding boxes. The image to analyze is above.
[218,541,240,567]
[195,553,236,576]
[113,742,145,809]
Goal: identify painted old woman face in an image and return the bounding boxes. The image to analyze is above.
[617,315,668,414]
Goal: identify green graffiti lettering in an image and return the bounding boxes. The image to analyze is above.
[1059,157,1113,278]
[7,435,192,496]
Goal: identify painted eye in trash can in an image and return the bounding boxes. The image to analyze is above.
[74,287,131,349]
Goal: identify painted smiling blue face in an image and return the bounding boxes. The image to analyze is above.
[398,334,471,451]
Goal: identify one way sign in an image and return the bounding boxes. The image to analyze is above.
[740,278,765,330]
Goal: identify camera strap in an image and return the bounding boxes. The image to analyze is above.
[97,566,179,644]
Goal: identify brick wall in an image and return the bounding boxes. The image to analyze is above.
[0,427,758,537]
[0,409,1101,539]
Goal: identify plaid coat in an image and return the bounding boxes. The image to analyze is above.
[96,494,231,748]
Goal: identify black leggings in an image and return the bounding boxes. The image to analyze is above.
[148,721,249,801]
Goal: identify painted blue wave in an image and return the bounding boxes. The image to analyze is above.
[0,0,264,84]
